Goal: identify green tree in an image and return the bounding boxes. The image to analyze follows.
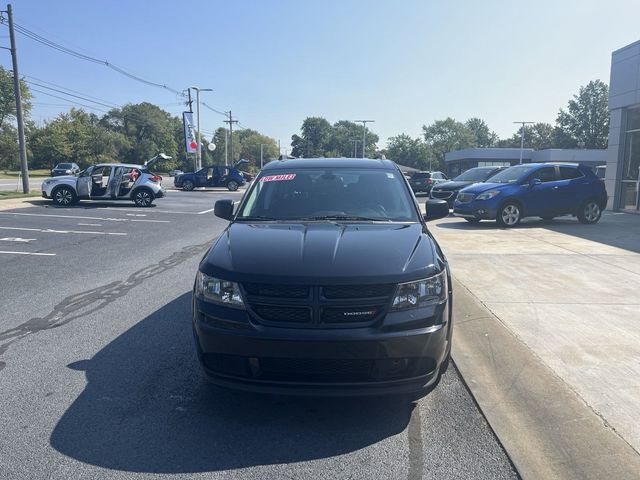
[556,80,609,149]
[465,118,498,147]
[422,117,476,170]
[497,122,556,150]
[101,102,180,170]
[0,66,31,170]
[386,134,433,169]
[291,117,333,157]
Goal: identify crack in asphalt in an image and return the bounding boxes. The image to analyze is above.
[0,240,212,372]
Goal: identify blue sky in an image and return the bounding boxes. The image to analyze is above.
[3,0,640,152]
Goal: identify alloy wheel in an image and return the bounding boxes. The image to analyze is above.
[501,204,520,226]
[135,191,152,207]
[55,189,73,205]
[584,202,600,222]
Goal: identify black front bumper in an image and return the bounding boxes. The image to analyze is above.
[192,298,451,397]
[453,203,497,220]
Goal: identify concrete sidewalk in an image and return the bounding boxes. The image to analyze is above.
[431,212,640,478]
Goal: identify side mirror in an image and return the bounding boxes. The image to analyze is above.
[424,199,449,222]
[214,199,234,220]
[529,178,541,187]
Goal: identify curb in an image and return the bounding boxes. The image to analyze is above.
[452,278,640,480]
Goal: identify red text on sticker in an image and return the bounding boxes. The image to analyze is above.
[260,174,297,182]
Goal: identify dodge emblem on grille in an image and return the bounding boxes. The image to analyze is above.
[343,310,377,316]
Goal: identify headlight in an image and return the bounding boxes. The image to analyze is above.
[391,270,447,310]
[65,169,72,173]
[195,272,245,309]
[476,190,501,200]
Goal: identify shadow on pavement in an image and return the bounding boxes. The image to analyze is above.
[50,293,411,474]
[435,213,640,254]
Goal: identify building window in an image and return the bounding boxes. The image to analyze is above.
[619,107,640,210]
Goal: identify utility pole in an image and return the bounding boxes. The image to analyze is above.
[351,139,360,158]
[354,120,375,159]
[224,128,228,166]
[224,111,238,166]
[190,86,212,170]
[513,121,535,164]
[5,4,29,193]
[278,139,281,159]
[259,143,265,169]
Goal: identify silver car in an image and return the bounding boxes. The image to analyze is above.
[42,156,168,207]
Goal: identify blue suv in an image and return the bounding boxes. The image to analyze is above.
[453,163,607,227]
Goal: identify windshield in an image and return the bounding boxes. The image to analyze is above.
[237,169,419,222]
[57,163,72,169]
[412,172,430,179]
[454,168,496,182]
[486,165,535,183]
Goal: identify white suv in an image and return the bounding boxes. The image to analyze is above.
[42,162,166,207]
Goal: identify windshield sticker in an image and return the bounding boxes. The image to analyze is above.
[260,174,297,182]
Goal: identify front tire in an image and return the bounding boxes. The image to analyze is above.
[52,186,77,206]
[182,180,195,191]
[496,202,521,227]
[133,189,154,207]
[227,180,239,191]
[577,200,602,224]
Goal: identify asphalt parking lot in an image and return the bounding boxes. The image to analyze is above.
[0,189,518,480]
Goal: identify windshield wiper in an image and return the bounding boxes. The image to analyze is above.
[299,215,391,222]
[236,215,278,221]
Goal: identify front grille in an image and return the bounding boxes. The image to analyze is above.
[260,358,374,380]
[252,305,311,324]
[456,192,476,203]
[243,283,309,299]
[202,354,438,383]
[431,190,454,199]
[322,284,394,299]
[242,283,394,328]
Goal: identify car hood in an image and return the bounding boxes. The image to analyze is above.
[200,222,442,284]
[432,180,478,191]
[459,182,507,194]
[45,175,76,182]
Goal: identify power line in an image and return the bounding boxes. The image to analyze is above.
[25,80,118,109]
[28,87,110,113]
[0,18,184,96]
[25,74,122,105]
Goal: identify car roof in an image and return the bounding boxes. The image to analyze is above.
[94,163,144,169]
[262,157,398,170]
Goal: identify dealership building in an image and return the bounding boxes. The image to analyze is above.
[444,148,606,179]
[606,39,640,211]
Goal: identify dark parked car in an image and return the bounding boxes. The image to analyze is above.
[453,163,607,226]
[174,161,247,191]
[409,171,448,193]
[51,162,80,176]
[430,166,508,208]
[193,158,452,397]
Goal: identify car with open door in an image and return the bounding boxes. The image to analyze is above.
[41,154,168,207]
[174,160,248,191]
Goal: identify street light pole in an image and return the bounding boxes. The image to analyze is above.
[513,121,535,164]
[190,86,212,170]
[355,120,375,158]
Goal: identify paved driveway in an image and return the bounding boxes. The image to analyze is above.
[431,212,640,454]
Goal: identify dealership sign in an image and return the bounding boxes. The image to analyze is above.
[182,111,198,153]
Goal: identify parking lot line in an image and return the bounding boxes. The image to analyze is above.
[77,223,102,227]
[0,212,169,223]
[0,237,36,242]
[197,207,216,214]
[0,250,55,256]
[0,226,127,236]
